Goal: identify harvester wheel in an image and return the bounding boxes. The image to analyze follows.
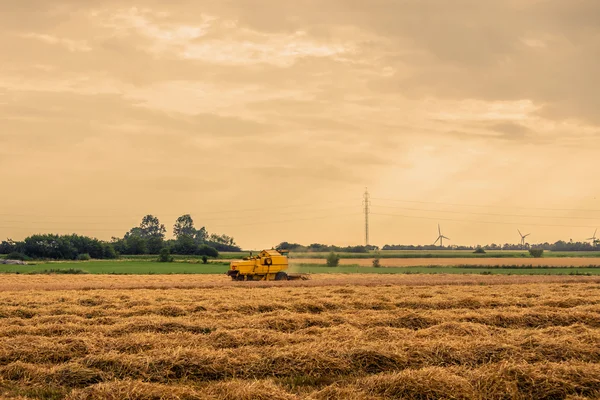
[274,272,288,281]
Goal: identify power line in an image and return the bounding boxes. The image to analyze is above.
[371,212,598,229]
[0,201,356,219]
[373,205,600,221]
[0,213,362,233]
[208,213,363,228]
[372,197,600,213]
[0,205,361,225]
[0,227,124,233]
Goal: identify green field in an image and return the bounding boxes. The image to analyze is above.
[0,261,229,275]
[4,250,600,264]
[286,250,600,259]
[119,254,242,261]
[125,250,600,260]
[3,260,600,276]
[290,264,600,275]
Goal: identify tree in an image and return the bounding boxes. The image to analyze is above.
[125,234,148,255]
[102,244,118,259]
[172,235,198,255]
[173,214,196,240]
[21,234,78,260]
[529,249,544,258]
[0,239,17,254]
[209,234,234,246]
[65,234,104,259]
[139,215,166,239]
[110,236,128,255]
[139,215,166,254]
[309,243,329,252]
[194,226,208,244]
[276,242,303,251]
[207,233,241,252]
[146,237,164,254]
[326,252,340,267]
[158,248,173,263]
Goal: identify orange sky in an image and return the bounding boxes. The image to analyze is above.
[1,1,599,249]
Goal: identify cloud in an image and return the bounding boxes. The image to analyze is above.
[251,165,360,184]
[20,33,92,52]
[101,7,352,67]
[360,1,600,125]
[1,0,599,247]
[488,122,531,140]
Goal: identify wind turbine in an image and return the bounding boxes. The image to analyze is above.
[587,229,598,246]
[518,229,531,249]
[433,224,450,247]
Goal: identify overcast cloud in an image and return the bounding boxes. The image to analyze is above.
[1,1,599,248]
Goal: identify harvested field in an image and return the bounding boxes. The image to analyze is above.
[293,257,600,267]
[2,275,600,399]
[2,273,600,291]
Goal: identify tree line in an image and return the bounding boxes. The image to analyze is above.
[276,242,379,253]
[382,240,600,251]
[0,214,241,260]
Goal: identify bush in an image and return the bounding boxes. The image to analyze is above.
[326,252,340,267]
[158,248,174,263]
[474,247,486,254]
[102,244,118,259]
[6,252,28,261]
[77,253,91,261]
[529,249,544,258]
[202,255,208,264]
[372,258,381,268]
[172,235,198,255]
[196,244,219,258]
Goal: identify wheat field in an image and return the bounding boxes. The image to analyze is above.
[2,275,600,399]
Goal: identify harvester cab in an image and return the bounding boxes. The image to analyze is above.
[227,249,308,281]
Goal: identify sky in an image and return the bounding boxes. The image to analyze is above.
[1,0,600,249]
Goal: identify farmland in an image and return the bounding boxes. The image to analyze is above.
[0,261,230,275]
[293,257,600,267]
[2,274,600,399]
[4,255,600,276]
[285,250,600,259]
[116,250,600,261]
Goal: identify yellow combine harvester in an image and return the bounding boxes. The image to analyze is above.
[226,249,308,281]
